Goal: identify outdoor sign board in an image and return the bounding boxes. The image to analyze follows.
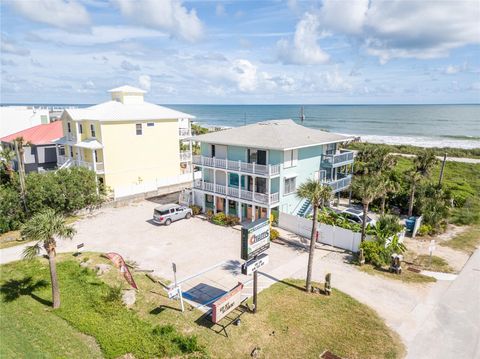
[167,286,181,299]
[211,282,244,323]
[242,253,269,275]
[241,218,270,261]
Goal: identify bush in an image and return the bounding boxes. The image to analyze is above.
[450,197,480,225]
[205,210,214,220]
[225,215,240,226]
[360,241,385,267]
[0,184,25,233]
[417,224,433,236]
[271,228,280,241]
[189,205,202,216]
[211,212,227,226]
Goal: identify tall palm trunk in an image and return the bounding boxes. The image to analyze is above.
[408,183,416,217]
[361,202,369,242]
[305,204,318,292]
[45,242,60,309]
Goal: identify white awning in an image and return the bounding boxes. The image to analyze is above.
[284,173,297,179]
[75,139,103,149]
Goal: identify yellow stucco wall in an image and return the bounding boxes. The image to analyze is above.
[100,119,180,190]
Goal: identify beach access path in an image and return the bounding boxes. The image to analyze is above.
[392,153,480,164]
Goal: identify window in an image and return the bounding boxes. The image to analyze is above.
[284,149,298,168]
[79,124,83,134]
[69,147,73,157]
[58,146,65,156]
[136,123,142,135]
[326,143,336,155]
[211,144,215,157]
[284,177,296,195]
[94,150,98,162]
[67,122,71,133]
[147,122,154,127]
[90,124,96,137]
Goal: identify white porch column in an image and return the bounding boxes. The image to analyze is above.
[238,202,242,221]
[267,207,271,220]
[202,194,206,213]
[213,195,217,214]
[92,150,97,172]
[225,199,229,215]
[252,204,256,222]
[238,174,241,198]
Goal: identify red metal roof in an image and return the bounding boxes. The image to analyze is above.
[0,121,63,145]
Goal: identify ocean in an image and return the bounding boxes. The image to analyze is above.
[166,104,480,149]
[3,103,479,149]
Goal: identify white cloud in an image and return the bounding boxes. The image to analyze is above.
[7,0,90,29]
[114,0,203,42]
[31,26,166,46]
[215,3,226,17]
[276,12,330,65]
[1,35,30,56]
[138,74,151,91]
[319,0,368,35]
[121,60,140,71]
[444,63,468,75]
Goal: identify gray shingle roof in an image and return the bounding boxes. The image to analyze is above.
[190,119,353,150]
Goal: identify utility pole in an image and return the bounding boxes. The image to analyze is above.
[253,266,258,313]
[438,153,447,187]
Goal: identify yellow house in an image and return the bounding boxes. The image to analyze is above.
[55,85,194,198]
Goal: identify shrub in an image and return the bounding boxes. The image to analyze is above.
[417,224,433,236]
[270,228,280,241]
[360,240,385,267]
[0,184,25,233]
[189,205,202,216]
[211,212,227,226]
[103,284,123,304]
[205,210,214,220]
[450,197,480,225]
[225,215,240,226]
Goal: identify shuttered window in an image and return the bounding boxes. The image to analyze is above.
[284,149,298,168]
[284,177,296,195]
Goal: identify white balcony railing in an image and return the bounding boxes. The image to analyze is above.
[322,150,354,167]
[57,155,104,173]
[193,179,279,205]
[179,128,191,137]
[192,155,281,177]
[180,151,192,161]
[325,175,352,192]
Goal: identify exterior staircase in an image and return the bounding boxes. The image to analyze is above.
[296,199,312,217]
[58,158,72,170]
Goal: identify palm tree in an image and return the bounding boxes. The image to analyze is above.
[296,179,332,292]
[352,175,382,242]
[407,150,438,216]
[22,209,76,309]
[379,172,399,215]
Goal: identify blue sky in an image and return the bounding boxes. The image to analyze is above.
[1,0,479,104]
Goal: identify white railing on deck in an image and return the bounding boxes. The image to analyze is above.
[192,155,280,177]
[180,151,192,161]
[179,128,191,137]
[57,155,104,173]
[325,175,352,192]
[322,150,354,166]
[193,179,279,205]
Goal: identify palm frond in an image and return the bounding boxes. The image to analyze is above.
[22,242,42,260]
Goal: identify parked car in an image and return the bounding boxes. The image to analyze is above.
[153,204,192,225]
[341,208,376,226]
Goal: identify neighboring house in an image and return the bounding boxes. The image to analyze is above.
[55,85,195,198]
[190,119,355,221]
[0,106,50,138]
[0,121,63,173]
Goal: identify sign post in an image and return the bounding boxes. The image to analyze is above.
[241,218,271,314]
[171,262,184,312]
[429,240,436,267]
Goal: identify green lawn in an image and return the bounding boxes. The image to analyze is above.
[1,254,405,359]
[359,263,436,284]
[440,226,480,254]
[409,254,455,273]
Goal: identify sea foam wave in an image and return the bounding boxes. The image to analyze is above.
[344,134,480,149]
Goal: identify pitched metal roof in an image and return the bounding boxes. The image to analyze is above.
[108,85,146,93]
[64,100,194,122]
[190,119,353,150]
[0,121,63,145]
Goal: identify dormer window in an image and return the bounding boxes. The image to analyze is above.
[90,124,96,137]
[67,122,71,133]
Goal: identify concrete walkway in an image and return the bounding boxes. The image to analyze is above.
[406,249,480,359]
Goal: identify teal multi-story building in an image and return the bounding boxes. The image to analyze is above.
[190,119,355,221]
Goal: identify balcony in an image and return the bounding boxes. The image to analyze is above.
[321,150,354,168]
[194,179,279,206]
[57,155,104,173]
[192,155,281,177]
[325,175,352,193]
[180,151,192,162]
[179,128,191,138]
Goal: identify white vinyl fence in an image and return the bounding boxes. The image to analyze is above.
[278,211,362,252]
[114,172,200,199]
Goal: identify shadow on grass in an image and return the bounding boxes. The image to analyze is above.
[194,304,248,337]
[0,276,51,306]
[257,272,306,292]
[150,304,183,314]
